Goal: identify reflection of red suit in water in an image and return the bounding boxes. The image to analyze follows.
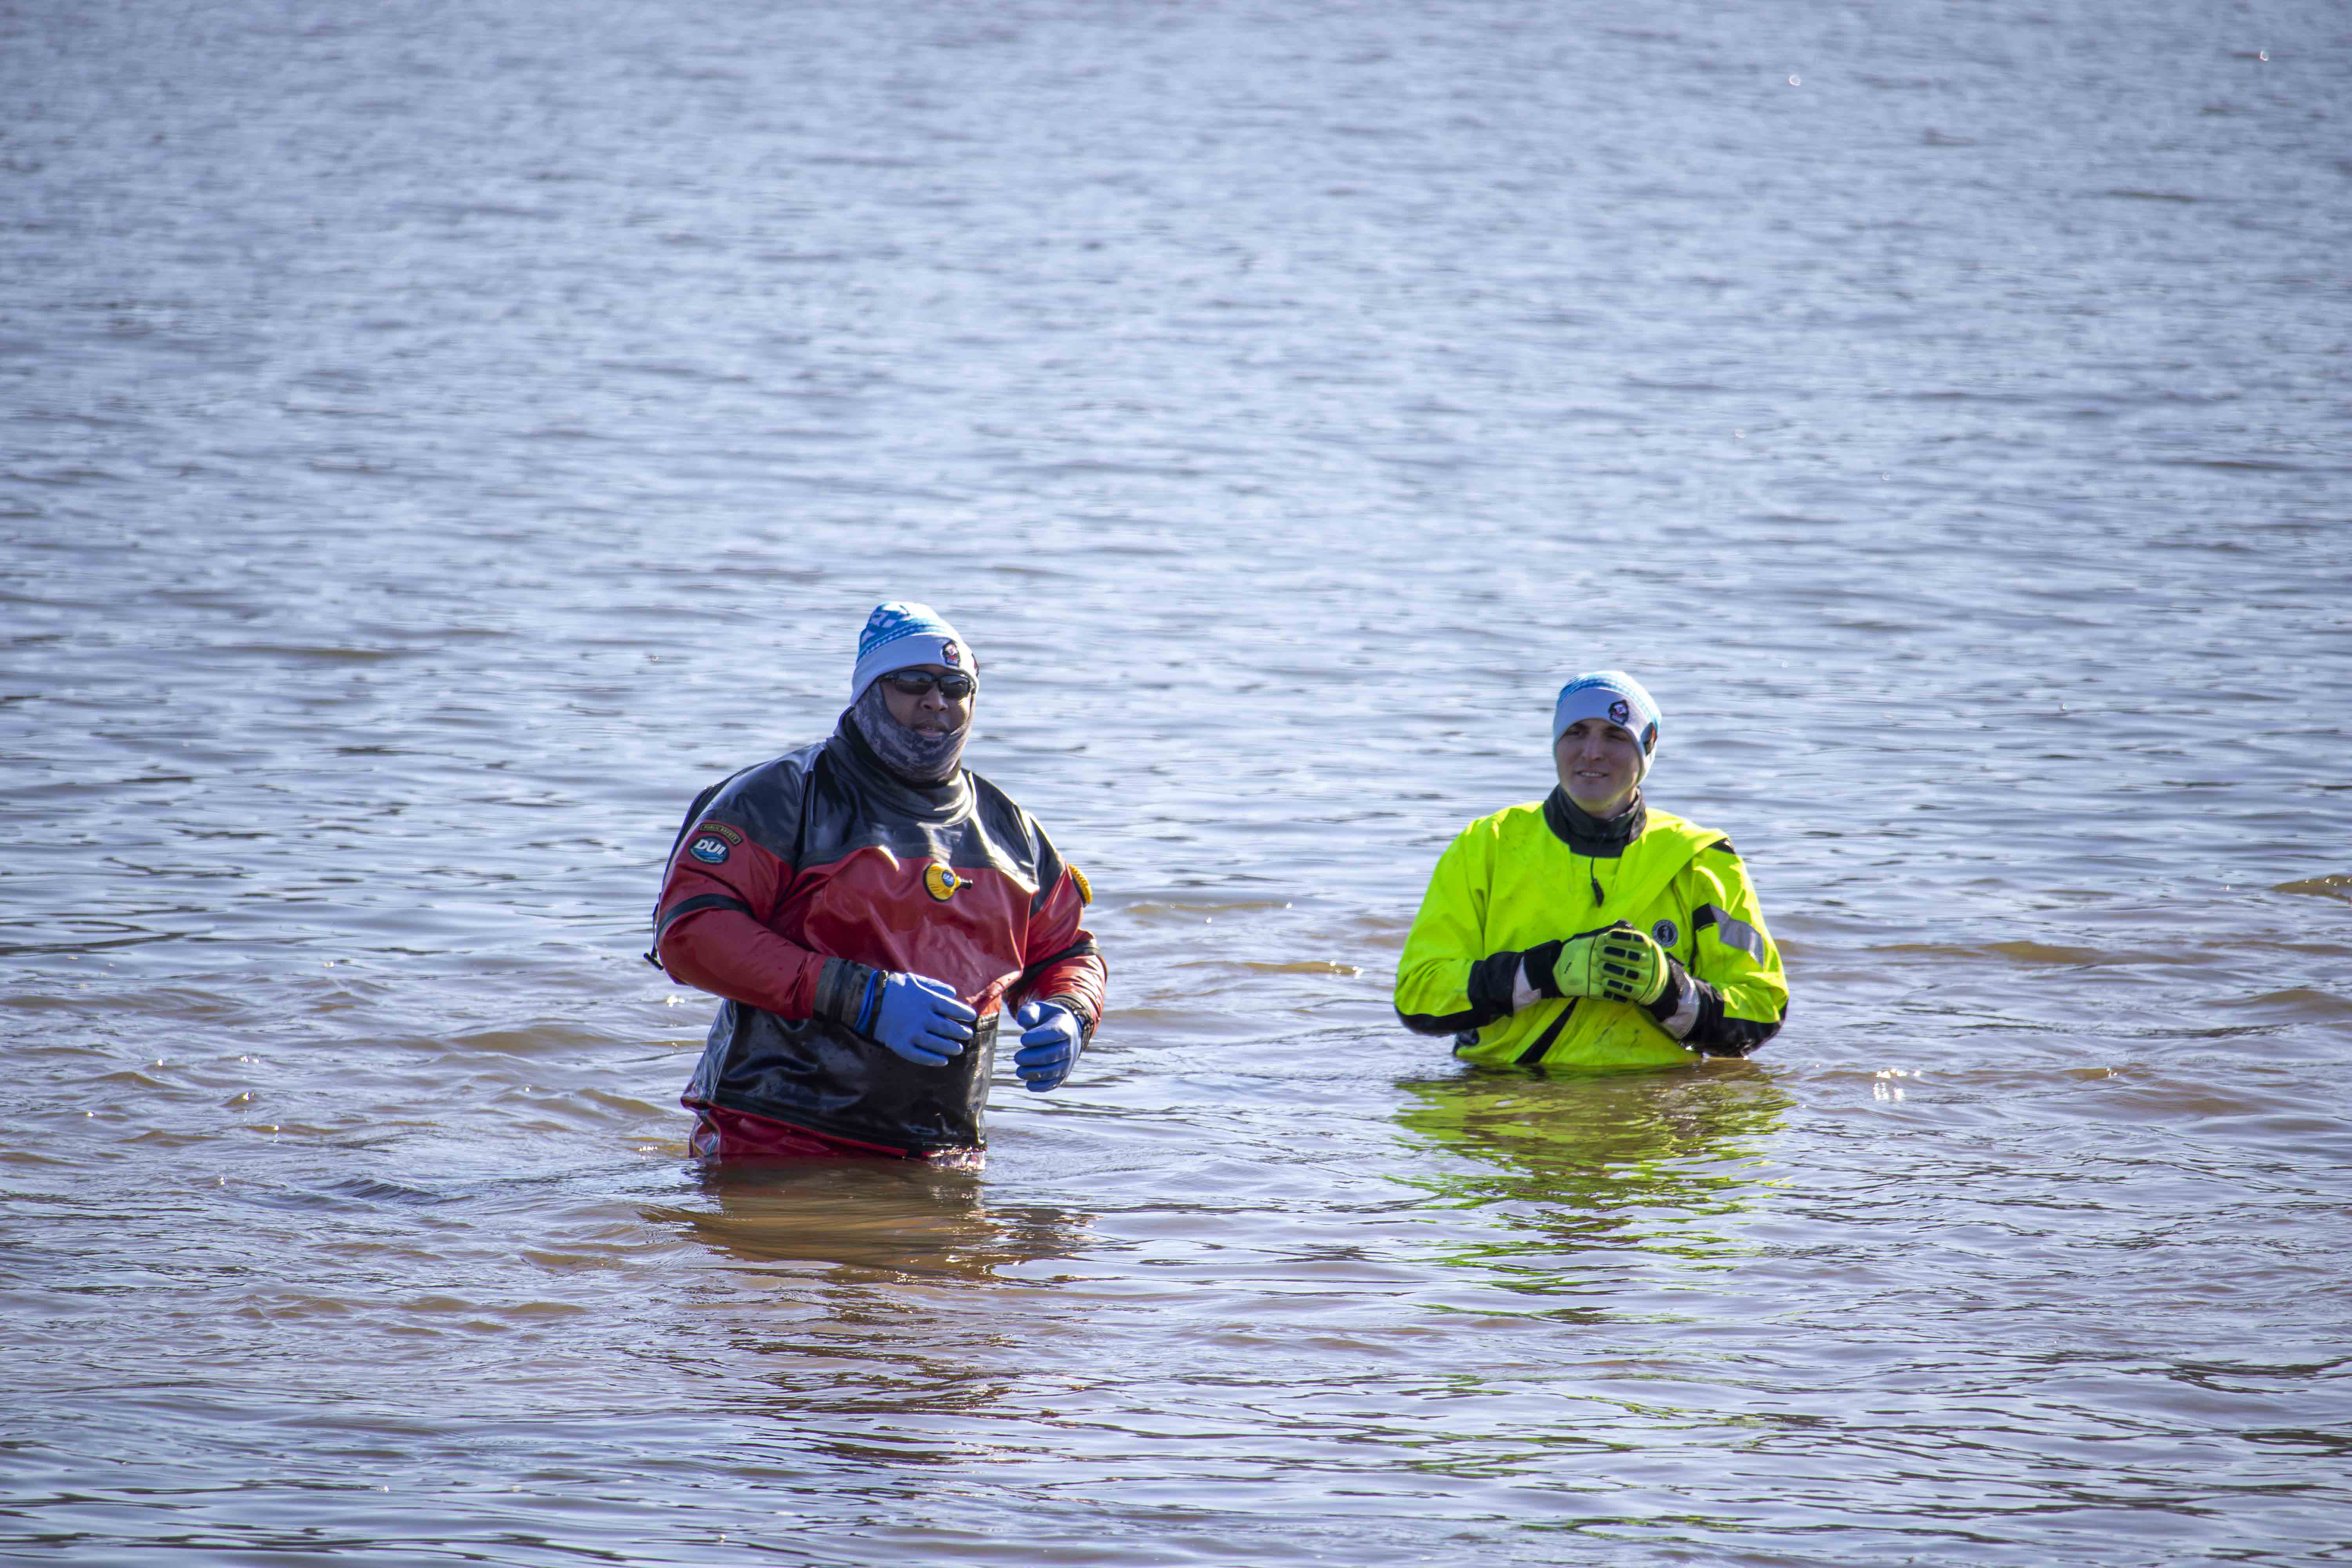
[652,717,1105,1158]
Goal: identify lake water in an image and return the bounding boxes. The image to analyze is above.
[4,0,2350,1561]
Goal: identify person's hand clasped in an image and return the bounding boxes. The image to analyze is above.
[868,972,978,1066]
[1551,922,1670,1007]
[1011,999,1084,1093]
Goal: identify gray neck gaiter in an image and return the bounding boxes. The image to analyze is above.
[849,679,970,785]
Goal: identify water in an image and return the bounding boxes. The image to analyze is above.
[4,0,2350,1561]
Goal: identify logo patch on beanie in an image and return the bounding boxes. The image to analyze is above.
[939,640,961,667]
[1608,699,1630,725]
[1652,918,1679,948]
[924,863,965,901]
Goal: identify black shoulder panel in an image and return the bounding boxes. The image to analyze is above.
[793,743,880,866]
[971,779,1065,911]
[963,773,1036,849]
[957,772,1052,889]
[705,742,826,864]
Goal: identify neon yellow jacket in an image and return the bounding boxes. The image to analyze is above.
[1395,791,1788,1069]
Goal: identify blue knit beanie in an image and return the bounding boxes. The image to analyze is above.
[1552,671,1662,776]
[851,602,975,699]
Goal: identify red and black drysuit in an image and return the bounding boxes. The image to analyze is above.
[651,716,1105,1157]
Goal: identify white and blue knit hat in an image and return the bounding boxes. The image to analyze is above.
[1552,670,1662,773]
[851,602,975,699]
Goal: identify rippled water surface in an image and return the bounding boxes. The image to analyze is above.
[5,0,2350,1561]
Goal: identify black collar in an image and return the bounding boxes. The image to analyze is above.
[1543,786,1646,857]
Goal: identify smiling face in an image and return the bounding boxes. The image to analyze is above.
[1554,716,1644,819]
[878,664,974,736]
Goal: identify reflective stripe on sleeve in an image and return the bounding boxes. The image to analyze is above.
[1661,982,1702,1039]
[1694,904,1767,962]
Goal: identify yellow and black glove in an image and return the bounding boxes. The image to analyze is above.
[1550,922,1670,1007]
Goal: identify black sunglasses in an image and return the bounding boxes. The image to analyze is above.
[882,670,976,699]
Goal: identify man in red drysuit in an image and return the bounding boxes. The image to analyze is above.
[651,602,1106,1161]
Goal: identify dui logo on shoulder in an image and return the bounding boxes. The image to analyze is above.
[688,834,731,865]
[1651,917,1679,948]
[924,863,965,901]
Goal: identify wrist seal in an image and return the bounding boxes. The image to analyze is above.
[1646,958,1705,1042]
[814,956,883,1033]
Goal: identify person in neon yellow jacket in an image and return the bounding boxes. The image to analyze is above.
[1395,671,1788,1069]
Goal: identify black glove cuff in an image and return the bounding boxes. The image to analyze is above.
[815,956,881,1031]
[1466,951,1526,1017]
[1521,940,1566,1000]
[1644,958,1691,1024]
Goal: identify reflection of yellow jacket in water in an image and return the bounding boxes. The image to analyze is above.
[1395,789,1787,1069]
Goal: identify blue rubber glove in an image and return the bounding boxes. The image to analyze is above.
[1011,999,1084,1093]
[867,972,977,1067]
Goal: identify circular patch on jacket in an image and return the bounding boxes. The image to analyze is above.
[688,834,731,865]
[924,863,964,900]
[1651,917,1678,948]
